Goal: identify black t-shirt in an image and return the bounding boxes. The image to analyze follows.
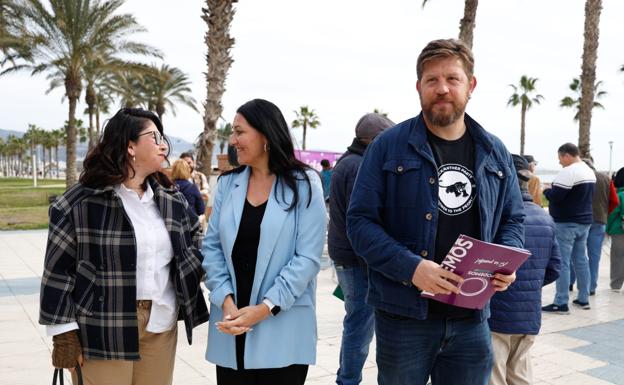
[426,128,481,319]
[231,199,268,370]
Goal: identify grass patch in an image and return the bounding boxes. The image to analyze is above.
[0,177,66,230]
[0,206,50,230]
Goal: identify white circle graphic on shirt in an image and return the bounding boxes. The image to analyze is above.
[458,277,488,297]
[437,163,476,216]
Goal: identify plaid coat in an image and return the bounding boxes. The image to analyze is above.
[39,176,209,360]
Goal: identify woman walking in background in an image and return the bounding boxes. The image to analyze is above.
[202,99,326,385]
[39,108,208,385]
[172,158,206,218]
[607,167,624,292]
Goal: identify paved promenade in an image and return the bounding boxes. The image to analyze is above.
[1,230,623,384]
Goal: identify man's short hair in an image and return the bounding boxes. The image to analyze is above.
[180,152,194,160]
[416,38,474,80]
[320,159,330,168]
[557,142,580,157]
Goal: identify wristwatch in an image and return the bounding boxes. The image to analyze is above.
[262,298,281,316]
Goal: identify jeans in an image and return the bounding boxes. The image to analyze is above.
[375,310,493,385]
[570,223,606,292]
[554,222,591,305]
[335,264,375,385]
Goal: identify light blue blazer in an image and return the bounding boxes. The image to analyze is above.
[202,167,327,369]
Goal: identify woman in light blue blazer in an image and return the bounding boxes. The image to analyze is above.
[202,99,327,385]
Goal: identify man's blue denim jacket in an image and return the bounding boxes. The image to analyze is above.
[346,113,525,320]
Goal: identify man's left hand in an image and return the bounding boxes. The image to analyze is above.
[492,271,516,292]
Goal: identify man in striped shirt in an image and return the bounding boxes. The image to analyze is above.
[542,142,596,313]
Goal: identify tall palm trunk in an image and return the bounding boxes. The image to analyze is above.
[95,107,101,138]
[199,0,236,176]
[519,102,527,155]
[578,0,602,159]
[156,102,165,123]
[85,83,96,149]
[54,145,60,179]
[458,0,478,48]
[302,122,308,150]
[65,72,81,187]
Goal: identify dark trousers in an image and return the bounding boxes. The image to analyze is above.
[216,364,308,385]
[375,309,493,385]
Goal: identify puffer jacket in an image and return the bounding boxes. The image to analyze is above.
[606,188,624,235]
[488,192,561,335]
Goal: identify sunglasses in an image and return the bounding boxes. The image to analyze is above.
[138,130,164,145]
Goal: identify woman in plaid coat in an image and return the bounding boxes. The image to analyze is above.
[39,108,209,385]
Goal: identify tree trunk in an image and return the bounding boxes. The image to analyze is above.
[86,83,96,149]
[520,102,526,155]
[66,96,78,187]
[156,102,164,124]
[65,70,82,187]
[55,145,60,179]
[458,0,478,49]
[95,107,101,138]
[302,122,308,150]
[200,0,236,176]
[578,0,602,159]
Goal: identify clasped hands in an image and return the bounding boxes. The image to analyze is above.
[412,260,516,294]
[216,294,271,336]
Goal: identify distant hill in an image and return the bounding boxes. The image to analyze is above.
[0,128,197,160]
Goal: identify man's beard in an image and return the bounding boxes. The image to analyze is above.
[421,93,469,127]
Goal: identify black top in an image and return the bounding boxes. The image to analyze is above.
[231,199,268,370]
[427,128,480,319]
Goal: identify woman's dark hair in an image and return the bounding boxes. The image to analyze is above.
[614,167,624,189]
[223,99,313,210]
[80,108,172,188]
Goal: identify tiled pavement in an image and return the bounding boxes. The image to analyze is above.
[1,230,623,384]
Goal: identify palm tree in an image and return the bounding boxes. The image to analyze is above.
[5,0,161,187]
[373,108,389,118]
[6,134,25,175]
[507,76,544,155]
[292,106,320,151]
[577,0,603,158]
[198,0,237,176]
[422,0,479,48]
[143,63,198,123]
[216,122,232,154]
[560,78,606,121]
[0,0,32,67]
[49,128,64,178]
[23,123,43,178]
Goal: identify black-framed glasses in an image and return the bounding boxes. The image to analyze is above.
[138,130,164,145]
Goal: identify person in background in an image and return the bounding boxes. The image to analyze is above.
[606,167,624,293]
[542,143,595,313]
[39,108,208,385]
[202,99,327,385]
[488,154,561,385]
[180,152,210,203]
[328,112,395,385]
[524,155,542,206]
[347,38,523,385]
[172,159,206,218]
[320,159,333,202]
[569,158,617,295]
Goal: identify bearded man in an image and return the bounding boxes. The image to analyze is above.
[346,39,525,385]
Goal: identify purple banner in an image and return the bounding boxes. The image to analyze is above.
[295,150,343,171]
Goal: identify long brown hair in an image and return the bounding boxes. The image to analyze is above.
[80,108,172,188]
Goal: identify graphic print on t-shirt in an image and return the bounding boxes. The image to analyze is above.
[437,163,476,216]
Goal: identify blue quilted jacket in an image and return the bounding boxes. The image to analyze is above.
[488,192,561,335]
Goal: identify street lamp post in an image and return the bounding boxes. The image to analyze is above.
[608,141,614,177]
